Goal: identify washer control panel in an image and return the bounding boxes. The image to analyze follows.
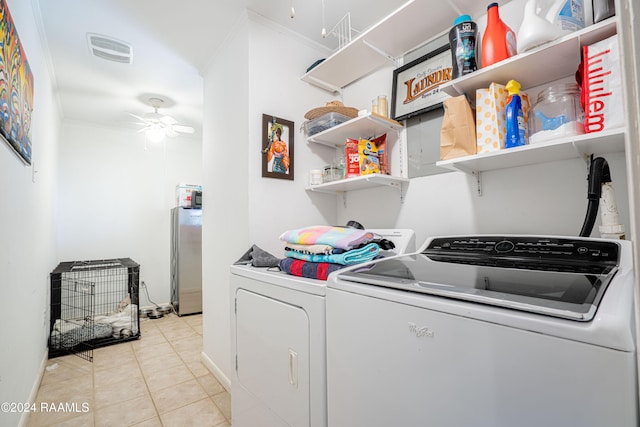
[425,236,619,265]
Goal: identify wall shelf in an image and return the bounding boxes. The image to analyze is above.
[306,173,408,193]
[305,111,407,201]
[435,16,621,176]
[307,113,403,148]
[306,174,409,206]
[440,18,618,105]
[301,0,498,92]
[436,128,625,174]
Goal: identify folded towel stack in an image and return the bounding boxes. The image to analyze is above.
[278,225,381,280]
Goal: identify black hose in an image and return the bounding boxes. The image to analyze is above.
[579,157,611,237]
[580,201,600,238]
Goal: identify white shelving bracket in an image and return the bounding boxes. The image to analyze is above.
[472,170,482,196]
[362,39,395,63]
[305,75,343,95]
[341,192,347,208]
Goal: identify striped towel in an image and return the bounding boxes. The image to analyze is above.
[279,258,344,281]
[279,226,374,251]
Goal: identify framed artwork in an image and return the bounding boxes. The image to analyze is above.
[262,114,294,180]
[0,0,34,165]
[391,45,452,121]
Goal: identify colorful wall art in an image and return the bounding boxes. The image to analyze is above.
[0,0,34,165]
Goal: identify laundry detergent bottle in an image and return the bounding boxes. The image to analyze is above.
[449,14,478,79]
[505,79,527,148]
[517,0,584,53]
[481,2,517,68]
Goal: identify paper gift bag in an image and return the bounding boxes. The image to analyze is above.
[583,34,623,133]
[476,83,530,153]
[440,95,477,160]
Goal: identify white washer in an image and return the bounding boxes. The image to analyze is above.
[230,229,415,427]
[326,235,638,427]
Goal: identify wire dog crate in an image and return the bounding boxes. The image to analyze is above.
[49,258,140,361]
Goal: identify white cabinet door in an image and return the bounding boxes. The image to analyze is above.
[235,289,310,427]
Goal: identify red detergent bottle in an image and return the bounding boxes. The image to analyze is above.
[481,2,517,67]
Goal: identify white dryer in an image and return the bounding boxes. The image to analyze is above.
[326,235,639,427]
[230,229,415,427]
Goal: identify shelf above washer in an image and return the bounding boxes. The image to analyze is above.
[440,18,618,105]
[436,128,625,174]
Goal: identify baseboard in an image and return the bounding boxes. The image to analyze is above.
[19,349,48,427]
[200,351,231,391]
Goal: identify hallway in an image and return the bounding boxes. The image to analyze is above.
[27,313,231,427]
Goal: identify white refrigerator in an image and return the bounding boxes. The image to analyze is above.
[170,207,202,315]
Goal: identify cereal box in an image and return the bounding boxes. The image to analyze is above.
[345,138,360,178]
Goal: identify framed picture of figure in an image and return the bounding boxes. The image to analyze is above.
[262,114,294,180]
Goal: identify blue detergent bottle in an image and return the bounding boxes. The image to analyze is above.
[505,79,527,148]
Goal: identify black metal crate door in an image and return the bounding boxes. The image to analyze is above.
[49,258,141,362]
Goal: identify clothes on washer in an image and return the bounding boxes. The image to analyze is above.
[285,242,379,265]
[279,257,345,280]
[279,225,374,251]
[234,244,282,267]
[284,243,339,255]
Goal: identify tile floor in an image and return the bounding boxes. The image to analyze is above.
[27,313,232,427]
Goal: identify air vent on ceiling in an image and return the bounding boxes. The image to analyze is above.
[87,33,133,64]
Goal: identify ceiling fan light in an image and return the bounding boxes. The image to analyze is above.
[145,127,165,143]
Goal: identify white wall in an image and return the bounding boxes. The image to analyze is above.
[200,0,633,390]
[246,14,342,254]
[0,0,61,425]
[56,122,203,305]
[201,11,338,384]
[335,0,630,244]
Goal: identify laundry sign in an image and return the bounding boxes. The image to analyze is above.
[391,45,452,121]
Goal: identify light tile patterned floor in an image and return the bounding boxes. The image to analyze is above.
[27,313,231,427]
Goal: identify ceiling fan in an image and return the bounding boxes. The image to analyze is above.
[130,97,195,142]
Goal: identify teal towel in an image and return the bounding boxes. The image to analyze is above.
[285,243,379,266]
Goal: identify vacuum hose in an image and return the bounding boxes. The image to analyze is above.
[579,157,611,237]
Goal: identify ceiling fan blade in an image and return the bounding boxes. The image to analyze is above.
[160,115,177,125]
[173,124,195,134]
[165,127,179,138]
[128,112,149,123]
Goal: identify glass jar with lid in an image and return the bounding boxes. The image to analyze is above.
[529,83,585,144]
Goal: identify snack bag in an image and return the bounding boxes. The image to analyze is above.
[345,138,360,178]
[358,138,380,175]
[372,134,389,174]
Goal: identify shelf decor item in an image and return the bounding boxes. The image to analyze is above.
[262,114,295,180]
[391,45,452,121]
[0,0,34,165]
